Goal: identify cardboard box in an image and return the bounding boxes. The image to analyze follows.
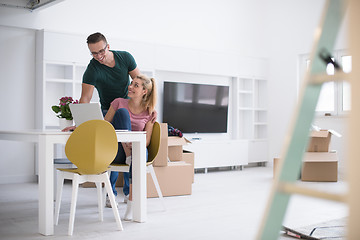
[80,182,97,188]
[301,152,338,182]
[80,182,104,188]
[182,150,194,182]
[152,123,191,166]
[273,157,301,180]
[273,157,280,179]
[307,129,341,152]
[115,172,124,187]
[147,161,193,198]
[307,130,331,152]
[168,136,190,161]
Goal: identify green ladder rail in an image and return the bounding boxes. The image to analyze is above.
[256,0,348,239]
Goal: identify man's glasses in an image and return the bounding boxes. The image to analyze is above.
[90,44,107,57]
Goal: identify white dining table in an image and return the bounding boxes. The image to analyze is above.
[0,129,147,236]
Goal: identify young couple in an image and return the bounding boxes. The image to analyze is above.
[65,73,157,219]
[65,32,157,220]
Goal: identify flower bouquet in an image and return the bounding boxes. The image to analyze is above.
[51,96,79,120]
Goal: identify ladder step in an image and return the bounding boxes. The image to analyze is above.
[277,182,346,202]
[309,71,349,84]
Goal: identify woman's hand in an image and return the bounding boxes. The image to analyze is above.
[62,126,76,132]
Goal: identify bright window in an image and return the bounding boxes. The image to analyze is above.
[300,50,351,116]
[316,82,335,112]
[341,55,352,112]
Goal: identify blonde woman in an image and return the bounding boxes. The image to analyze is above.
[104,74,157,219]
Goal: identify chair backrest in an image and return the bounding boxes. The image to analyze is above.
[147,122,161,164]
[65,120,118,175]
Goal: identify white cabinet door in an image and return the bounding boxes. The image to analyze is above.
[248,140,268,163]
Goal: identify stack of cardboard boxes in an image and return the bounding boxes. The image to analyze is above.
[85,123,194,196]
[301,129,341,182]
[147,123,194,197]
[273,128,341,182]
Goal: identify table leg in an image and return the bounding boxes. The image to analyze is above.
[131,135,147,222]
[38,135,54,235]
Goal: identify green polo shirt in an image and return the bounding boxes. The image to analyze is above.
[83,50,137,110]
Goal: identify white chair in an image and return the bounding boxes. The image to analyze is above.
[109,122,166,210]
[53,157,74,199]
[54,120,123,235]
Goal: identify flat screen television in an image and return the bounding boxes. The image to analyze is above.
[163,81,229,133]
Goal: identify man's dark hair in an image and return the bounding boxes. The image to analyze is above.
[87,32,107,44]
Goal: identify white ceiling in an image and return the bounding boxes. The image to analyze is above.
[0,0,64,11]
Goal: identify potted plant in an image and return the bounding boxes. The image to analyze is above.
[52,96,79,129]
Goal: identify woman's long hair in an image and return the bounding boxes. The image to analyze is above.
[137,74,157,114]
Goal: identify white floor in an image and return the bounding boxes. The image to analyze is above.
[0,166,348,240]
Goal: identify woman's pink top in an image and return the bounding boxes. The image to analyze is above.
[111,98,152,131]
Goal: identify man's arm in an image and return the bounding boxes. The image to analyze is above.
[79,83,95,103]
[129,67,141,80]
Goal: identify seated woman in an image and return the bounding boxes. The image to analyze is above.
[103,74,157,219]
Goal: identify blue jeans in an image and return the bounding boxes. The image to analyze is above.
[103,108,131,197]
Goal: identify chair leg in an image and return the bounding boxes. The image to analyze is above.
[103,170,112,208]
[54,171,65,225]
[95,182,103,221]
[148,165,166,210]
[103,173,123,231]
[54,167,57,201]
[68,174,80,236]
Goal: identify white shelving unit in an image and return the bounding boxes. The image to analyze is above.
[35,30,95,130]
[235,77,268,164]
[39,62,90,129]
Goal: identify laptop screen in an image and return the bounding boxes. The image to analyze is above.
[69,103,104,126]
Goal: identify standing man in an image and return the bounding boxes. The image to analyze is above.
[81,32,140,110]
[80,32,140,204]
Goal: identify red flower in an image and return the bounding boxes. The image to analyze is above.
[51,96,79,120]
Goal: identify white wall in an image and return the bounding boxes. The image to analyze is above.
[0,0,268,57]
[267,0,325,162]
[0,26,37,183]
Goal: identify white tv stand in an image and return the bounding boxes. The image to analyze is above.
[183,139,249,172]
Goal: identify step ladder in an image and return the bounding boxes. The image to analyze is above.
[256,0,360,239]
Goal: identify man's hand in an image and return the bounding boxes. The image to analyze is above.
[150,110,158,123]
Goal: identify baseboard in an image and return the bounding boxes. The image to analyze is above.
[0,174,37,184]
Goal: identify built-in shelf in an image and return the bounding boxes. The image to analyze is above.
[35,30,96,130]
[234,76,268,163]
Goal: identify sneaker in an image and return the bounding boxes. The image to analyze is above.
[125,155,132,165]
[105,195,118,208]
[124,194,129,203]
[123,201,132,221]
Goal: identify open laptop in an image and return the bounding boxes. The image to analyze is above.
[69,103,128,132]
[69,103,104,126]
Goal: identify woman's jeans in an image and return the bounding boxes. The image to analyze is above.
[103,108,131,197]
